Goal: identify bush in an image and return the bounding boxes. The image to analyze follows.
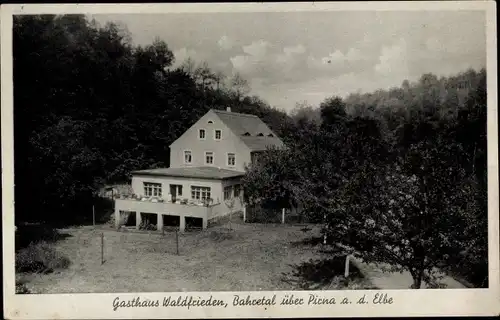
[15,279,31,294]
[138,220,156,231]
[246,205,282,224]
[15,224,71,250]
[16,241,71,274]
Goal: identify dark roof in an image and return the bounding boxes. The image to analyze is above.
[212,109,284,151]
[131,166,244,180]
[213,109,273,135]
[240,136,285,151]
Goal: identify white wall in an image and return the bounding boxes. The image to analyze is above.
[115,199,209,218]
[169,110,251,171]
[131,174,225,204]
[220,178,244,214]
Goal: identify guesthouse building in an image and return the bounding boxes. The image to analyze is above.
[114,107,284,232]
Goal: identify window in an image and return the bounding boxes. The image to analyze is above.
[199,129,206,139]
[233,184,241,198]
[268,133,274,137]
[184,150,192,164]
[227,153,236,166]
[257,133,264,136]
[144,182,162,197]
[224,186,232,200]
[191,186,211,201]
[214,129,222,140]
[170,184,182,200]
[208,120,214,124]
[242,132,251,136]
[205,151,214,165]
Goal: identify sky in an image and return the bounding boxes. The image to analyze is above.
[91,11,486,112]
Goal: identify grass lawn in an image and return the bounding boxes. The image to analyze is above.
[17,222,375,293]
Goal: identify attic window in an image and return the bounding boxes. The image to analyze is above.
[208,120,214,124]
[199,129,206,139]
[257,133,264,137]
[267,133,274,137]
[242,132,251,136]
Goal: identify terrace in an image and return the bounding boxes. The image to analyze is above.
[114,195,228,232]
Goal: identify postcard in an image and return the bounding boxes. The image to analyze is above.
[1,1,499,319]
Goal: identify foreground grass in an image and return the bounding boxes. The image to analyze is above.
[16,222,374,293]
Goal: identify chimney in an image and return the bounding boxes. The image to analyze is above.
[226,107,231,112]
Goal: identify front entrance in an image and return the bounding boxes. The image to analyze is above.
[169,184,183,202]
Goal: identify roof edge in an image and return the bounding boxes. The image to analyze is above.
[211,108,259,118]
[131,168,245,180]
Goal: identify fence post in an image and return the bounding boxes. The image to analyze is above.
[176,228,179,255]
[243,205,246,223]
[101,232,104,264]
[344,255,350,278]
[282,208,285,224]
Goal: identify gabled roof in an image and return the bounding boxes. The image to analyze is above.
[240,136,284,151]
[132,167,244,180]
[212,109,284,151]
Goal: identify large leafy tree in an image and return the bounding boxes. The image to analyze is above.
[242,147,298,210]
[337,123,472,288]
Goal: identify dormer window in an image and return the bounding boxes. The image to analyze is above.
[214,129,222,140]
[257,133,264,137]
[242,132,251,136]
[268,133,274,137]
[199,129,206,139]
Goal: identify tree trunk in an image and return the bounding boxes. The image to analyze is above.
[411,276,422,289]
[410,268,424,289]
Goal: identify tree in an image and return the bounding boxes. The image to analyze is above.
[224,197,236,230]
[194,61,217,92]
[319,96,347,129]
[291,101,322,125]
[230,72,250,101]
[180,57,196,75]
[319,112,473,288]
[213,70,226,91]
[242,147,298,211]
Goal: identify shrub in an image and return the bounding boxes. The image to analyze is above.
[15,224,64,250]
[15,279,31,294]
[16,241,71,274]
[138,220,156,231]
[107,214,116,226]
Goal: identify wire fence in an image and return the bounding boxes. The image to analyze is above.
[245,203,313,225]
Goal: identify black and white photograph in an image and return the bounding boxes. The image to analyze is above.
[2,2,498,319]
